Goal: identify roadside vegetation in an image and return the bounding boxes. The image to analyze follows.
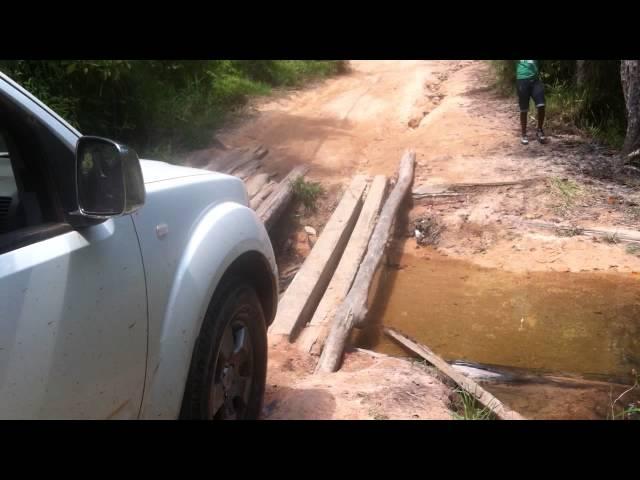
[291,176,324,212]
[0,60,347,160]
[450,389,496,420]
[547,176,585,217]
[490,60,627,151]
[608,371,639,420]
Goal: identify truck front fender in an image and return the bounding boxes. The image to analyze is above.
[139,202,276,419]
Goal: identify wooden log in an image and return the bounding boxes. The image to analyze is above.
[222,148,260,175]
[253,145,269,159]
[268,175,368,339]
[296,175,388,355]
[205,147,248,172]
[250,180,277,210]
[235,159,261,181]
[245,173,270,199]
[256,165,309,231]
[384,327,526,420]
[316,151,415,373]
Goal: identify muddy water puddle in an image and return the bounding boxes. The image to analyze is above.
[354,250,640,419]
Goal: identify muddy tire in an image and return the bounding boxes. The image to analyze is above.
[180,277,267,420]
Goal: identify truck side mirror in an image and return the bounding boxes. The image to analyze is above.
[75,136,145,218]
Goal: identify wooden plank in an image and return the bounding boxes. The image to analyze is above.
[296,175,388,355]
[256,165,309,231]
[268,175,368,339]
[235,159,261,181]
[222,148,259,175]
[246,173,270,199]
[316,151,415,373]
[384,327,526,420]
[250,180,277,210]
[253,145,269,159]
[205,147,248,172]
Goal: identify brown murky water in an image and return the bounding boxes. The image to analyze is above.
[354,249,640,419]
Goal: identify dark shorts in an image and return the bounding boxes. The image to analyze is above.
[516,78,545,112]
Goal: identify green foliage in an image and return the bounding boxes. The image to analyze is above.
[291,176,324,212]
[489,60,626,148]
[450,389,496,420]
[0,60,342,159]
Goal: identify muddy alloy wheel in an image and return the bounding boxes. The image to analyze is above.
[209,318,255,419]
[180,278,267,420]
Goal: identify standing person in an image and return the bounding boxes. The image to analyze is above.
[516,60,547,145]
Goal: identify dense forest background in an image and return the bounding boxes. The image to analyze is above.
[0,60,346,159]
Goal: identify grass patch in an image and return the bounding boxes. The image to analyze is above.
[626,206,640,223]
[291,177,324,212]
[368,408,389,420]
[557,225,584,237]
[626,244,640,256]
[603,232,620,244]
[547,177,584,216]
[450,389,496,420]
[608,371,640,420]
[584,120,626,149]
[544,82,587,134]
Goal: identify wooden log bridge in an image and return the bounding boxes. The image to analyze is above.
[316,150,416,372]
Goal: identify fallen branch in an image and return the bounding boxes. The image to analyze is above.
[315,150,415,373]
[448,178,543,191]
[524,221,640,244]
[384,327,526,420]
[413,192,464,199]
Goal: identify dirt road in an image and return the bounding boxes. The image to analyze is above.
[216,61,640,419]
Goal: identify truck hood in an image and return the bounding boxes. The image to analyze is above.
[139,159,218,184]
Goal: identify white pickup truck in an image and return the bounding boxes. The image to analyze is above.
[0,71,278,419]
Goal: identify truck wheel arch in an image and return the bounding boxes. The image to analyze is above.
[220,250,278,327]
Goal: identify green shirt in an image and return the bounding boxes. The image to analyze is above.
[516,60,539,80]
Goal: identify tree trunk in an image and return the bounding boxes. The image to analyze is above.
[621,60,640,163]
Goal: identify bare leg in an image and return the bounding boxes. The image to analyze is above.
[536,106,547,143]
[537,106,545,130]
